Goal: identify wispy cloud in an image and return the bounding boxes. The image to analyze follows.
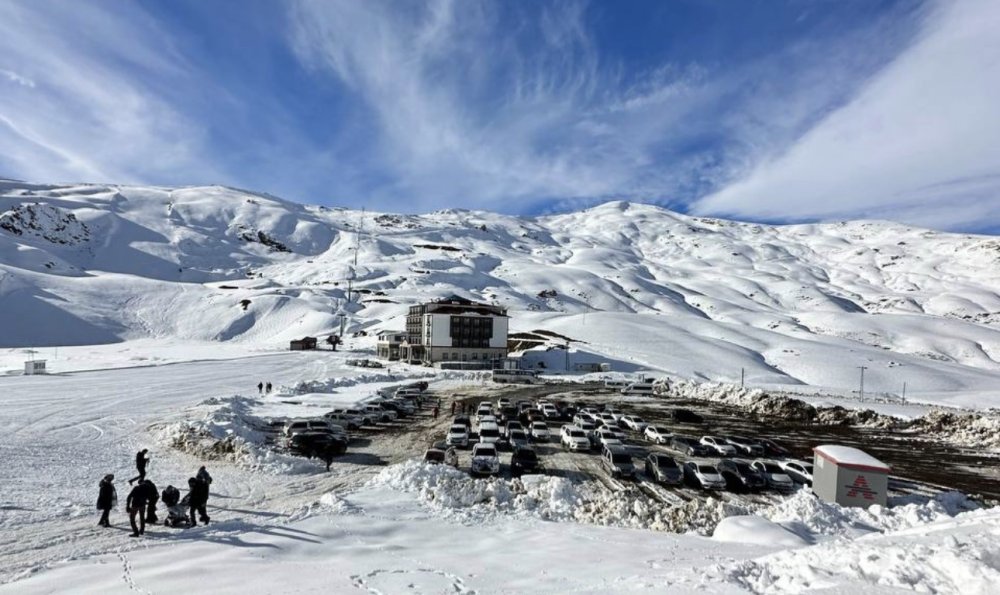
[694,0,1000,231]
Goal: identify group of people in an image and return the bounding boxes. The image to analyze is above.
[257,381,274,394]
[96,448,214,537]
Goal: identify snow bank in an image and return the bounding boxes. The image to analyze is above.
[154,395,313,474]
[713,515,809,547]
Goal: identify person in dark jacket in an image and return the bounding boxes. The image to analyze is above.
[144,480,160,524]
[128,449,150,485]
[126,480,151,537]
[257,381,263,394]
[96,474,116,527]
[187,477,210,526]
[265,381,272,393]
[196,465,213,486]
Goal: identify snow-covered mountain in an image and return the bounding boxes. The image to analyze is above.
[3,178,1000,405]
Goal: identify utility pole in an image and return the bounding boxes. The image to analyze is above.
[857,365,868,401]
[565,340,570,372]
[740,367,745,388]
[901,381,907,403]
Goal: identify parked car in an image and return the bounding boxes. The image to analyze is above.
[288,431,347,458]
[476,405,493,421]
[596,428,623,448]
[375,399,411,418]
[601,445,636,479]
[644,425,671,444]
[502,420,524,438]
[670,435,709,456]
[529,421,550,442]
[560,425,591,451]
[498,406,518,425]
[479,424,502,446]
[330,407,374,427]
[510,446,542,477]
[470,443,501,476]
[596,412,618,427]
[717,459,766,492]
[446,424,470,448]
[477,415,498,429]
[507,429,530,451]
[671,409,704,424]
[604,407,625,421]
[573,413,595,426]
[322,412,362,431]
[558,404,578,419]
[759,438,792,458]
[700,436,738,456]
[751,460,796,492]
[541,405,560,420]
[683,462,726,490]
[364,403,398,423]
[779,460,814,486]
[620,415,649,432]
[644,453,683,485]
[452,415,472,431]
[724,436,764,457]
[497,397,512,409]
[579,421,599,445]
[286,418,342,438]
[424,443,459,467]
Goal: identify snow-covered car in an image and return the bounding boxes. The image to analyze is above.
[750,460,795,492]
[645,453,682,485]
[424,443,458,467]
[596,428,623,448]
[470,443,501,476]
[529,421,550,442]
[620,415,648,432]
[724,436,764,457]
[363,403,398,423]
[601,445,636,479]
[669,436,709,456]
[446,424,470,448]
[779,460,814,486]
[507,429,530,451]
[510,446,542,477]
[560,425,591,451]
[717,459,766,492]
[644,425,671,444]
[683,462,726,490]
[700,436,737,456]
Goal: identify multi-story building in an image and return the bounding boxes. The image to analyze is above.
[397,295,508,367]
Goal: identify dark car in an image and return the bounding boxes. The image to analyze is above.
[378,400,411,417]
[645,453,683,486]
[453,416,472,431]
[671,409,704,424]
[510,446,542,477]
[717,459,766,492]
[289,432,347,458]
[424,442,459,467]
[724,436,765,457]
[498,406,519,425]
[559,404,578,419]
[759,438,791,458]
[670,435,709,456]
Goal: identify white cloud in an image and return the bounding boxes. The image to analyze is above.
[0,69,34,88]
[694,0,1000,231]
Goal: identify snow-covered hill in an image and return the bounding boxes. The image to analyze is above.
[3,179,1000,407]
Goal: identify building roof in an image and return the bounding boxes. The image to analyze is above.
[814,445,890,472]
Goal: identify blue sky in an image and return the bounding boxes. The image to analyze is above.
[1,0,998,231]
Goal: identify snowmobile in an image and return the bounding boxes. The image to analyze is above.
[160,485,191,528]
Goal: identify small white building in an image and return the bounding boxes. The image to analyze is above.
[812,444,890,508]
[24,360,47,375]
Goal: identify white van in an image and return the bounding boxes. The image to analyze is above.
[621,382,655,395]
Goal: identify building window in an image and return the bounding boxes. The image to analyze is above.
[471,353,478,360]
[442,352,449,361]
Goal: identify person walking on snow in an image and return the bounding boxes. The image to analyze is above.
[187,477,210,526]
[144,480,160,524]
[433,406,439,419]
[266,381,273,394]
[257,381,263,394]
[451,401,456,415]
[129,449,150,485]
[96,474,116,527]
[126,479,151,537]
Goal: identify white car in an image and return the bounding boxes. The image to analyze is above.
[604,408,625,422]
[597,429,623,448]
[560,425,591,451]
[541,405,560,420]
[478,422,501,445]
[363,404,397,423]
[751,460,796,491]
[477,415,498,429]
[470,443,501,476]
[476,406,493,421]
[529,421,550,442]
[446,424,470,448]
[644,425,671,444]
[683,462,726,490]
[700,436,737,456]
[573,413,595,426]
[620,415,648,432]
[496,397,511,409]
[779,460,814,486]
[596,412,617,427]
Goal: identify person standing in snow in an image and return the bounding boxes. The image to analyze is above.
[126,480,151,537]
[266,381,273,394]
[433,406,439,419]
[451,401,456,415]
[96,474,117,527]
[257,381,263,394]
[144,480,160,524]
[196,465,213,486]
[187,477,210,526]
[129,449,150,485]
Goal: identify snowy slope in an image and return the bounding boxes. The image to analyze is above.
[3,179,1000,406]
